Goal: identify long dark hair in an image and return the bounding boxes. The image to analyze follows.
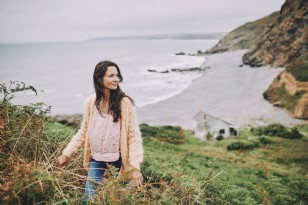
[93,60,134,122]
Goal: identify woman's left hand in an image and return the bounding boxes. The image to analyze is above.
[132,170,143,188]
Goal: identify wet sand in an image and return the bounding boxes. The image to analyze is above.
[137,50,306,129]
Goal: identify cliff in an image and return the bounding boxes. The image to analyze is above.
[246,0,308,119]
[205,0,308,119]
[242,0,307,68]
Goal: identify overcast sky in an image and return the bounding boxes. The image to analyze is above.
[0,0,285,43]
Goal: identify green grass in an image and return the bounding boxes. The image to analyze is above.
[142,129,308,205]
[287,62,308,82]
[297,124,308,137]
[41,122,308,204]
[43,120,77,143]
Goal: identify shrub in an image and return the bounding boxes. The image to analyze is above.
[139,123,159,137]
[0,82,66,204]
[0,82,51,162]
[216,134,224,141]
[252,124,303,139]
[227,141,259,151]
[206,132,213,141]
[140,124,185,144]
[257,123,289,137]
[288,127,303,139]
[0,81,37,101]
[2,162,61,205]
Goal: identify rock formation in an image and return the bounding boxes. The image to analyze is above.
[244,0,307,119]
[263,71,308,118]
[242,0,307,68]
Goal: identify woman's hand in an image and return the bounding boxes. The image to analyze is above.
[132,170,143,188]
[56,154,69,168]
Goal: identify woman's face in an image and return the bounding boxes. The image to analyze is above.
[101,66,120,90]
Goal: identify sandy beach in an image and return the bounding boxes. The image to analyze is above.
[137,50,306,129]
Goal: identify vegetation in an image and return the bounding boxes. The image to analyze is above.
[226,135,273,151]
[227,141,259,151]
[263,83,306,112]
[251,123,304,139]
[287,62,308,82]
[216,134,224,141]
[0,82,62,204]
[257,136,274,145]
[1,82,308,204]
[140,123,185,144]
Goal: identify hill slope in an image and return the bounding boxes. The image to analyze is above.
[205,12,279,54]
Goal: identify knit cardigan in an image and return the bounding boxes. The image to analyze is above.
[62,94,144,178]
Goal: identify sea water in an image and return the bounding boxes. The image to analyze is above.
[0,39,218,114]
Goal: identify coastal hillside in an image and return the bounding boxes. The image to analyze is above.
[205,0,308,119]
[244,0,308,119]
[204,12,279,54]
[242,0,307,68]
[0,87,307,204]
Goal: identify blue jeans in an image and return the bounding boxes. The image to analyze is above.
[84,157,121,198]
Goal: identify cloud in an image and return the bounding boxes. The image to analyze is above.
[0,0,285,43]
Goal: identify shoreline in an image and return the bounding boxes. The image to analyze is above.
[49,50,307,130]
[136,50,307,129]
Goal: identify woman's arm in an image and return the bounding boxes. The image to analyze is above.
[56,96,92,167]
[127,104,144,170]
[127,101,144,187]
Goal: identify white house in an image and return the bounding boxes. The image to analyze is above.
[193,111,239,141]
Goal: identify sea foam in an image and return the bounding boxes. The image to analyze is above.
[122,55,206,107]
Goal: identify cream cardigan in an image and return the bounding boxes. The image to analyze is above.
[62,94,143,177]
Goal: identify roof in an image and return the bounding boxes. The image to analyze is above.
[193,110,237,128]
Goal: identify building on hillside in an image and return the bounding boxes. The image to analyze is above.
[193,110,239,141]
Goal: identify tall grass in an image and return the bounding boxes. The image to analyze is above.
[0,82,86,204]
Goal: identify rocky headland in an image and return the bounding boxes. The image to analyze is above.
[201,0,308,119]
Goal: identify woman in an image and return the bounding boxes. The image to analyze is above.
[56,60,144,197]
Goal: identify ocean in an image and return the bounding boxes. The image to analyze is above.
[0,39,218,114]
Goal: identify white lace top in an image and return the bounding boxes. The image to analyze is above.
[88,106,120,162]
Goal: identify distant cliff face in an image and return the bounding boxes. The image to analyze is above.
[242,0,307,68]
